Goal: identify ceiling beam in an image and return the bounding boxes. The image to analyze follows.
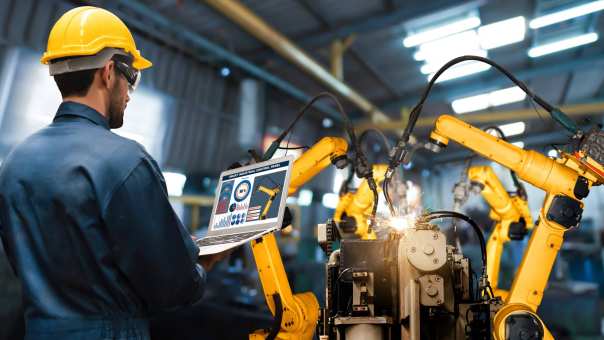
[356,101,604,132]
[203,0,390,122]
[294,0,398,97]
[100,0,345,121]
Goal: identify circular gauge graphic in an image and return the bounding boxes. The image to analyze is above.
[234,180,252,202]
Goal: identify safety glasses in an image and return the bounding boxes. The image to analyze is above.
[112,55,141,93]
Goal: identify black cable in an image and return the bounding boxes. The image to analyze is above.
[267,293,283,340]
[423,211,487,273]
[337,267,352,282]
[339,128,390,195]
[277,145,310,150]
[263,92,357,161]
[262,92,380,224]
[359,129,390,223]
[483,126,527,200]
[384,55,578,214]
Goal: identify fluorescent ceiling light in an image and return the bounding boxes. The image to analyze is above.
[512,141,525,148]
[499,121,526,137]
[403,16,481,47]
[478,16,526,49]
[298,189,313,206]
[322,193,339,209]
[420,49,487,74]
[163,172,187,196]
[489,86,527,106]
[453,86,526,114]
[528,33,598,57]
[529,0,604,29]
[452,93,489,113]
[429,61,491,83]
[414,30,480,60]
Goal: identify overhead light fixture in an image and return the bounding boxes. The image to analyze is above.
[163,171,187,196]
[322,193,339,209]
[528,32,598,57]
[420,49,487,74]
[429,61,491,83]
[499,121,526,137]
[529,0,604,29]
[452,93,490,113]
[489,86,527,106]
[512,141,525,148]
[403,15,481,48]
[478,16,526,49]
[452,86,526,114]
[414,30,481,61]
[322,117,333,128]
[298,189,314,206]
[220,66,231,77]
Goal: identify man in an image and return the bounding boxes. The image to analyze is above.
[0,6,226,339]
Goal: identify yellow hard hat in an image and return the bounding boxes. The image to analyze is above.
[41,6,152,70]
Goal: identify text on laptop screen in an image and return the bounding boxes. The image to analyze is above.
[212,160,290,229]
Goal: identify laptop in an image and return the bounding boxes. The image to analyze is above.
[196,156,294,256]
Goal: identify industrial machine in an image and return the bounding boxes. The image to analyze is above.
[241,56,604,339]
[452,163,533,299]
[428,114,604,339]
[318,209,491,340]
[249,136,349,340]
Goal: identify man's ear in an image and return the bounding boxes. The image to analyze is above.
[100,61,115,89]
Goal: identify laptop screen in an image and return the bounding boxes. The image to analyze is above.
[209,157,293,232]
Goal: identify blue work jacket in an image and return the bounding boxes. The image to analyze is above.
[0,102,206,339]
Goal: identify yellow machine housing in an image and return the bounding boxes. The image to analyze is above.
[467,165,533,300]
[333,164,387,240]
[430,114,603,340]
[249,136,348,340]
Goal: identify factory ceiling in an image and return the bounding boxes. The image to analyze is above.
[84,0,604,164]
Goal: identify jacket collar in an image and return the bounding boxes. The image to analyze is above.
[54,101,110,130]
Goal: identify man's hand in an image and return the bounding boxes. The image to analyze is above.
[198,250,231,271]
[191,235,232,271]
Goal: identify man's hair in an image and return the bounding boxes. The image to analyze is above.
[53,68,98,98]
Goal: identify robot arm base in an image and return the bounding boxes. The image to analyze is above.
[493,304,554,340]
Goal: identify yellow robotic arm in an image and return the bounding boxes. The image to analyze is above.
[430,114,603,340]
[467,165,534,300]
[257,185,281,220]
[250,136,348,340]
[333,164,388,240]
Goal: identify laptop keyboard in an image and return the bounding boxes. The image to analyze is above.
[196,231,265,247]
